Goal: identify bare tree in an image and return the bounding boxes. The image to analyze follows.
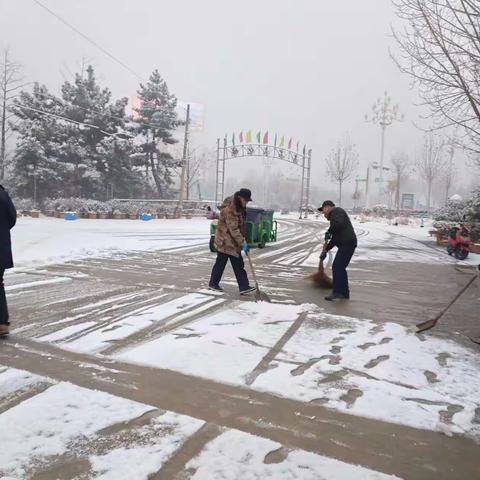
[443,139,457,202]
[0,48,25,180]
[391,0,480,157]
[390,152,410,214]
[186,150,208,200]
[326,135,358,206]
[416,134,445,212]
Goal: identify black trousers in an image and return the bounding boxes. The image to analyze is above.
[209,252,250,291]
[0,268,9,325]
[332,244,356,297]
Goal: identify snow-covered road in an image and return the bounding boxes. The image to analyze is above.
[2,216,479,479]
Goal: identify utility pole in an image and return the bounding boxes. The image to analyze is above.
[365,91,403,204]
[178,103,190,210]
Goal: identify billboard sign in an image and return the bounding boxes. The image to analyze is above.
[401,192,414,210]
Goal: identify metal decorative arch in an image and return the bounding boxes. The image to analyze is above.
[215,137,312,218]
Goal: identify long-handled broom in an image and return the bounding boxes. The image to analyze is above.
[309,243,333,289]
[245,252,271,302]
[416,271,478,333]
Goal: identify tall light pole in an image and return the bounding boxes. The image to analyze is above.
[179,103,190,210]
[365,91,403,204]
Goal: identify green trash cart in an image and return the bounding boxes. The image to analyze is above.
[209,207,278,252]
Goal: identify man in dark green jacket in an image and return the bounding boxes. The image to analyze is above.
[319,200,357,301]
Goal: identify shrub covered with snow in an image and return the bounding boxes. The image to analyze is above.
[13,198,36,212]
[466,187,480,221]
[433,199,468,222]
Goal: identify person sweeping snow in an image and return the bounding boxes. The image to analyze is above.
[208,189,256,296]
[318,200,357,301]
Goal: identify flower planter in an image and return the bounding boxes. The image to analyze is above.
[113,213,127,220]
[185,215,192,219]
[45,210,55,217]
[55,211,63,218]
[128,214,138,220]
[433,231,447,246]
[88,213,98,219]
[471,244,480,255]
[30,210,40,218]
[98,213,108,219]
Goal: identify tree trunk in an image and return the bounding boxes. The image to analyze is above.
[149,153,163,198]
[338,181,343,206]
[396,172,401,216]
[426,180,432,214]
[0,66,7,180]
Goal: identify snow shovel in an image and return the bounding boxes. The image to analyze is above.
[245,252,271,302]
[308,244,333,289]
[416,272,478,333]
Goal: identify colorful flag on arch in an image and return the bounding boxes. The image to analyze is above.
[246,130,252,143]
[256,131,261,144]
[288,138,292,150]
[279,136,285,147]
[239,131,244,143]
[263,131,268,144]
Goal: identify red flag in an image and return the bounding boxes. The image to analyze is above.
[239,131,244,143]
[287,138,292,150]
[263,131,269,144]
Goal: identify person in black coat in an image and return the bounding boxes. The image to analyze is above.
[318,200,357,301]
[0,185,16,335]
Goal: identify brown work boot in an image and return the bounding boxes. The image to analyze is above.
[0,324,9,336]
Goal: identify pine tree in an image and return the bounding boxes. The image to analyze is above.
[60,65,133,198]
[11,65,142,200]
[134,70,180,198]
[10,83,69,199]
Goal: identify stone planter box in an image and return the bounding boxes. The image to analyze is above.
[55,211,63,218]
[471,244,480,255]
[165,214,175,219]
[98,213,108,219]
[113,213,127,220]
[30,210,40,218]
[128,214,138,220]
[45,210,55,217]
[185,215,192,219]
[88,213,98,219]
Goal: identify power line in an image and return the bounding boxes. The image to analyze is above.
[32,0,146,82]
[15,104,134,138]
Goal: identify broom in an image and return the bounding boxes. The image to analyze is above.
[245,252,271,302]
[309,243,333,289]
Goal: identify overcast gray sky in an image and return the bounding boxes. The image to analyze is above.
[1,0,469,202]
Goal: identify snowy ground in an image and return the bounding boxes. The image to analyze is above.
[11,216,211,268]
[0,367,399,480]
[2,216,479,479]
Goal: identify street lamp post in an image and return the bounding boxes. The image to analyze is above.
[365,91,404,204]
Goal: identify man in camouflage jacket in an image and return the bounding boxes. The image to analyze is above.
[209,189,256,295]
